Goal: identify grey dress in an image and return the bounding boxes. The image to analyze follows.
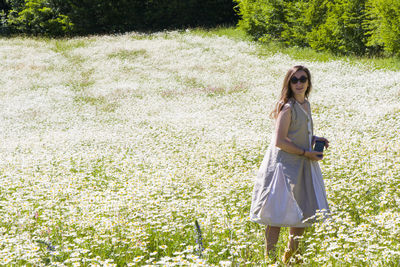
[250,98,330,227]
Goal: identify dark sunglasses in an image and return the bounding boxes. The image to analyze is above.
[290,76,308,84]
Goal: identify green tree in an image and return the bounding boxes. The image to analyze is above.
[235,0,386,55]
[7,0,72,35]
[365,0,400,55]
[306,0,368,55]
[235,0,289,40]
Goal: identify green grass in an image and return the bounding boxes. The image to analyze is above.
[107,49,148,60]
[74,95,118,112]
[189,26,252,42]
[50,39,89,54]
[192,26,400,71]
[1,27,399,266]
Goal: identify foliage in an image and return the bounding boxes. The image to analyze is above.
[1,0,237,35]
[235,0,287,40]
[56,0,146,34]
[235,0,400,55]
[207,27,400,70]
[279,0,309,47]
[306,0,368,55]
[6,0,72,35]
[365,0,400,55]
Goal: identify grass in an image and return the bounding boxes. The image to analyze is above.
[107,49,148,60]
[0,27,399,266]
[191,26,400,71]
[189,26,253,42]
[51,39,89,54]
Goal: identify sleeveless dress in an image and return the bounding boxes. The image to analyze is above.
[250,99,330,227]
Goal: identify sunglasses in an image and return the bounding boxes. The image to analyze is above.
[290,76,308,84]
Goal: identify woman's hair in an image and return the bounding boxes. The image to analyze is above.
[270,65,312,119]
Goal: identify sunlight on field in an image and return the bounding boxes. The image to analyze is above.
[0,31,399,266]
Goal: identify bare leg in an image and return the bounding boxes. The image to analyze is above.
[265,226,281,257]
[287,227,305,252]
[282,227,305,263]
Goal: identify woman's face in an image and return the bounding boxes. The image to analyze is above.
[289,70,309,98]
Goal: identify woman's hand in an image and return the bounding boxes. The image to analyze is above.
[305,150,324,161]
[313,136,330,149]
[318,137,330,149]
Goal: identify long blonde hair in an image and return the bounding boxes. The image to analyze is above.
[270,65,312,119]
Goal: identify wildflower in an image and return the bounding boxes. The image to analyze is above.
[133,256,144,263]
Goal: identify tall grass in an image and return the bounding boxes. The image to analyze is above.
[0,28,399,266]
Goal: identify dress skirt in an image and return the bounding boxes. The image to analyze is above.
[249,145,330,227]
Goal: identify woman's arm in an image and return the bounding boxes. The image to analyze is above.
[275,106,323,160]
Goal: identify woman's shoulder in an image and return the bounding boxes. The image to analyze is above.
[282,99,295,110]
[277,100,293,118]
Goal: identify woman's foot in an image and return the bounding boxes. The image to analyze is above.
[265,249,277,262]
[282,249,302,265]
[282,249,293,264]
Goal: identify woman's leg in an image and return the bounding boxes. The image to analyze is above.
[265,225,281,256]
[287,227,305,252]
[282,227,305,263]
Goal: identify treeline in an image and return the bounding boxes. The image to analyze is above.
[0,0,237,35]
[235,0,400,56]
[2,0,399,56]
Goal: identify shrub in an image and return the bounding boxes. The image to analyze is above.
[235,0,289,40]
[7,0,73,35]
[306,0,368,55]
[365,0,400,55]
[280,0,309,46]
[2,0,237,35]
[235,0,400,55]
[56,0,146,34]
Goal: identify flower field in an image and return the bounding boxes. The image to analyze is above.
[0,31,399,266]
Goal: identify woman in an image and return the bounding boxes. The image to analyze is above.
[250,65,330,263]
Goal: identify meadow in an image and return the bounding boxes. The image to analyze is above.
[0,28,399,266]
